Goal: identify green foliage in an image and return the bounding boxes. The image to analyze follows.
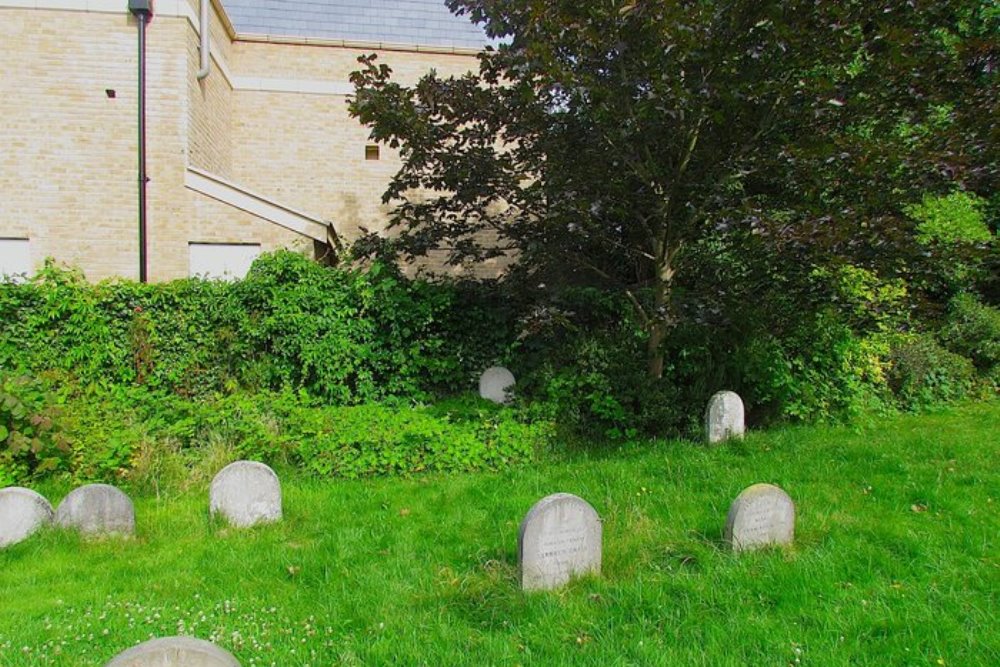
[886,333,977,409]
[0,373,70,480]
[939,293,1000,382]
[736,315,890,424]
[905,191,993,245]
[293,402,546,478]
[0,252,507,403]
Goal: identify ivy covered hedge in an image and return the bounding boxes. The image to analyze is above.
[0,252,510,402]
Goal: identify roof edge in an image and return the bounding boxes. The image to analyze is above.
[233,31,486,56]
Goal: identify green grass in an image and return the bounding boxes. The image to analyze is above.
[1,402,998,666]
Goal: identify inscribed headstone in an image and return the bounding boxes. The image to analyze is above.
[705,390,745,443]
[55,484,135,536]
[105,636,241,667]
[209,461,282,527]
[479,366,516,404]
[724,483,795,552]
[518,493,601,591]
[0,487,53,548]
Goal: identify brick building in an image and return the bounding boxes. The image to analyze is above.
[0,0,492,280]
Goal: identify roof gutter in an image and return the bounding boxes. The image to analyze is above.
[196,0,211,80]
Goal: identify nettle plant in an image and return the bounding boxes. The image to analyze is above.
[0,374,70,481]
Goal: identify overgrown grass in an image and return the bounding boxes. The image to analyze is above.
[1,402,998,665]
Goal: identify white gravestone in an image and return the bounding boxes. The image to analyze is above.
[0,487,53,548]
[106,636,241,667]
[705,390,745,443]
[209,461,282,527]
[479,366,516,404]
[724,483,795,552]
[55,484,135,536]
[518,493,602,591]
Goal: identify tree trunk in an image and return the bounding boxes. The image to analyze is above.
[647,320,666,379]
[645,260,673,379]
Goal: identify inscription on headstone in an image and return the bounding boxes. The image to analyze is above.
[55,484,135,536]
[724,483,795,552]
[0,487,53,548]
[209,461,282,528]
[479,366,516,404]
[705,390,745,443]
[518,493,601,590]
[105,636,241,667]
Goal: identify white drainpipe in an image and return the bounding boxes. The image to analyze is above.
[196,0,211,80]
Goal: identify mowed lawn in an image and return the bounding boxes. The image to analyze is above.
[1,403,998,666]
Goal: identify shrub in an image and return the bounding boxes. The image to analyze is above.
[736,314,891,424]
[292,402,547,478]
[886,333,977,409]
[939,293,1000,381]
[0,372,71,480]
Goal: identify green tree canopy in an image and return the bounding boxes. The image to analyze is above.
[350,0,998,377]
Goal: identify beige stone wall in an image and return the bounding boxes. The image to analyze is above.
[0,2,495,281]
[0,9,167,280]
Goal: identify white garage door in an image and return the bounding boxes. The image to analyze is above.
[0,239,31,281]
[189,243,261,280]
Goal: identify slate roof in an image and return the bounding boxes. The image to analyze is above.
[222,0,491,49]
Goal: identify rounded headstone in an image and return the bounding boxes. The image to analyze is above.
[0,486,53,548]
[209,461,282,527]
[479,366,516,404]
[518,493,602,591]
[55,484,135,536]
[705,390,745,444]
[105,636,241,667]
[724,483,795,552]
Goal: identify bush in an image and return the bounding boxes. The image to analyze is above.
[735,315,891,424]
[282,401,546,479]
[0,252,510,404]
[939,293,1000,381]
[0,372,71,481]
[886,334,977,410]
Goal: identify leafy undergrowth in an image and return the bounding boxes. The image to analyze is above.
[1,402,997,666]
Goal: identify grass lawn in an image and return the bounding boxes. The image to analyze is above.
[1,402,998,666]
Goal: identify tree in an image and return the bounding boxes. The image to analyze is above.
[350,0,998,378]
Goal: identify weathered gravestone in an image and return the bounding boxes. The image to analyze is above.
[518,493,602,591]
[55,484,135,536]
[705,390,745,444]
[105,636,240,667]
[724,483,795,552]
[209,461,282,527]
[0,487,53,548]
[479,366,516,404]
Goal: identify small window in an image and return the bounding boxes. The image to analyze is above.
[365,145,380,161]
[189,242,261,281]
[0,238,31,282]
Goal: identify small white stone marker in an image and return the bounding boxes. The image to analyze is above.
[105,636,241,667]
[55,484,135,536]
[209,461,282,527]
[0,487,53,548]
[724,483,795,552]
[705,390,745,443]
[518,493,602,591]
[479,366,516,404]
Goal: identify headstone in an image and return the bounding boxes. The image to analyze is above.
[209,461,282,527]
[479,366,516,404]
[705,390,745,443]
[105,636,241,667]
[0,487,53,548]
[518,493,602,591]
[724,483,795,552]
[55,484,135,536]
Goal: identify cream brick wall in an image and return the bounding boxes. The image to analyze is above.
[0,2,497,281]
